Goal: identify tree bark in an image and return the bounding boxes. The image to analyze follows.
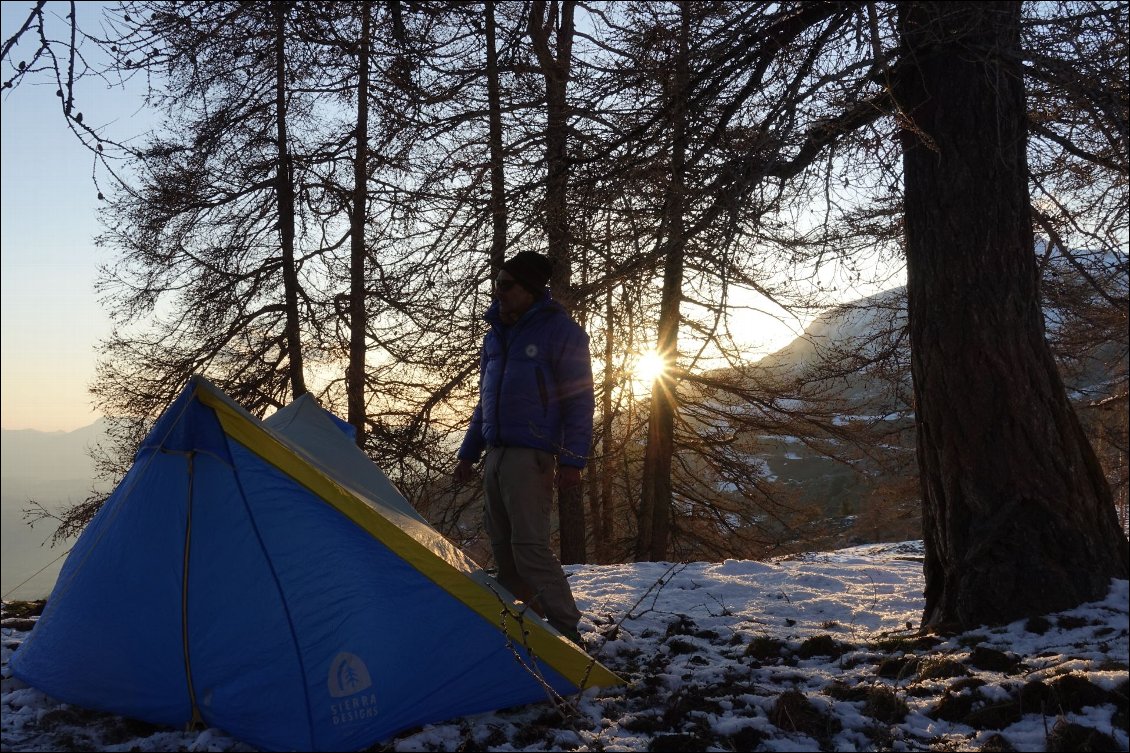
[597,280,617,563]
[528,0,576,312]
[636,1,690,562]
[272,1,306,399]
[529,0,586,564]
[346,1,372,445]
[485,0,508,278]
[896,0,1129,629]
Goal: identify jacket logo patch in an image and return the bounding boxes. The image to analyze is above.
[525,344,538,358]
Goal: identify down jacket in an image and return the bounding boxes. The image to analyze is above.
[458,294,594,468]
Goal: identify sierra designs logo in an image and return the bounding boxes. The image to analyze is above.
[327,652,378,725]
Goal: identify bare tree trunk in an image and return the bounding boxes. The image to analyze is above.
[597,281,617,563]
[529,0,585,564]
[485,0,507,278]
[896,0,1129,629]
[636,2,690,562]
[528,0,576,311]
[272,1,306,399]
[346,1,372,445]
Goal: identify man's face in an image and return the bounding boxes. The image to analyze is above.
[495,271,535,323]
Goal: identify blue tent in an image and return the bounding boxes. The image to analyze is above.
[11,376,621,751]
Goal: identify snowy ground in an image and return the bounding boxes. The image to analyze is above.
[2,541,1127,752]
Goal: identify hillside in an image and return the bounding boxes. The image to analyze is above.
[0,420,108,497]
[3,541,1127,752]
[685,274,1127,554]
[0,421,109,600]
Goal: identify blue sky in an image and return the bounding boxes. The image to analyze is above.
[0,1,139,431]
[0,2,894,432]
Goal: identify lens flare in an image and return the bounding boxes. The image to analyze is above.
[634,350,667,384]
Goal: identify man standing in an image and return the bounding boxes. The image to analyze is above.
[454,251,594,643]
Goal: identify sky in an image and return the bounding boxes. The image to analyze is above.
[0,1,145,432]
[0,2,902,433]
[3,540,1128,751]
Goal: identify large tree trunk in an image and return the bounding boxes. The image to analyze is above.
[346,1,372,445]
[896,1,1129,629]
[272,1,306,399]
[636,1,690,562]
[529,0,586,564]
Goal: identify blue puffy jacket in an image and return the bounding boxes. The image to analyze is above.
[458,294,594,468]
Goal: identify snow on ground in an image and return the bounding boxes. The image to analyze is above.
[2,541,1127,752]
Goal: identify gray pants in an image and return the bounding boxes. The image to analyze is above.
[483,446,581,634]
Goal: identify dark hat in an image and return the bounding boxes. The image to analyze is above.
[500,251,553,295]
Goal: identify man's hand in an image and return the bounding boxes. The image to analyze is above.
[454,459,476,485]
[558,465,582,490]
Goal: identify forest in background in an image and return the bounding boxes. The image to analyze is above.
[3,1,1126,629]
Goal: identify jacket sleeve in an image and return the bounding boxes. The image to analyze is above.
[457,343,488,463]
[457,400,486,463]
[554,323,595,468]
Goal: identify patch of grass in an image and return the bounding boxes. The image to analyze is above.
[967,646,1021,673]
[824,680,870,702]
[474,724,511,749]
[965,700,1023,730]
[1046,673,1113,713]
[664,615,697,638]
[726,727,765,751]
[1,600,46,619]
[1055,615,1091,630]
[744,636,787,661]
[511,723,553,748]
[1020,680,1053,712]
[666,638,697,655]
[662,693,725,727]
[797,634,853,659]
[875,655,919,680]
[917,656,968,681]
[980,732,1017,751]
[623,714,665,734]
[99,717,167,745]
[927,691,975,721]
[863,685,909,723]
[949,677,986,692]
[769,690,841,740]
[870,636,918,653]
[1046,719,1120,752]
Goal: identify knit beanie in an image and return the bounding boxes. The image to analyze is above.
[500,251,553,295]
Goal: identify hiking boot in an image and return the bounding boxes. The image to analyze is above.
[559,627,584,648]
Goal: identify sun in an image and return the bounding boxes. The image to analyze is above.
[633,350,668,385]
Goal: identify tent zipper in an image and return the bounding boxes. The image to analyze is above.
[182,451,205,731]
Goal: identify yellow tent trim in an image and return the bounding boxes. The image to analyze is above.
[195,384,623,691]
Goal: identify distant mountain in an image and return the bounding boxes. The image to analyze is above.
[708,270,1124,551]
[1,422,109,599]
[756,275,1123,403]
[1,420,108,506]
[757,287,907,377]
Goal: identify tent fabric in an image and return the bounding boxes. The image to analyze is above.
[11,376,621,752]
